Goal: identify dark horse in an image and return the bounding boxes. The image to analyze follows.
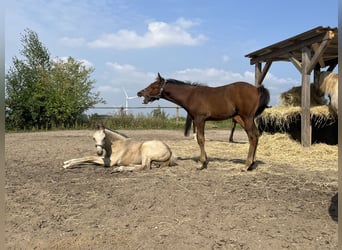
[137,73,270,171]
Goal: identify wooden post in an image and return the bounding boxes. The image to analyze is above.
[176,106,179,125]
[255,63,261,86]
[301,47,311,147]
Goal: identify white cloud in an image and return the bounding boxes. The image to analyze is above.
[172,68,248,85]
[85,18,206,49]
[106,62,136,73]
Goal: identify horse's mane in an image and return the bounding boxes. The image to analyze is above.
[166,79,207,87]
[104,127,129,140]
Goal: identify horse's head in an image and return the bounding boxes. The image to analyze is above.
[137,73,166,104]
[93,124,106,156]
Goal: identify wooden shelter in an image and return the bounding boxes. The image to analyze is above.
[245,26,338,147]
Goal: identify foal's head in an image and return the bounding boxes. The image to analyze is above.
[137,73,166,104]
[93,124,107,156]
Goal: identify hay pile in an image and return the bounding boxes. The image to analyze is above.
[256,105,337,145]
[257,105,335,131]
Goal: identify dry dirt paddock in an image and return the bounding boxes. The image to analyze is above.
[5,129,338,249]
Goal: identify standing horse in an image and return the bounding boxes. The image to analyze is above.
[137,73,270,171]
[319,71,338,116]
[63,125,174,171]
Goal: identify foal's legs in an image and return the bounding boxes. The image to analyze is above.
[63,156,109,169]
[111,165,147,172]
[242,117,259,171]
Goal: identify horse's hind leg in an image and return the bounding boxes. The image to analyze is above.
[195,120,208,170]
[229,116,246,143]
[229,118,236,142]
[243,118,259,171]
[141,155,151,169]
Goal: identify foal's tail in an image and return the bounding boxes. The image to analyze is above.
[184,113,193,136]
[255,85,270,116]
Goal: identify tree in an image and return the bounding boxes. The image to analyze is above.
[6,28,51,129]
[48,57,103,127]
[5,29,104,129]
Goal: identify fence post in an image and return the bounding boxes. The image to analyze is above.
[176,106,179,125]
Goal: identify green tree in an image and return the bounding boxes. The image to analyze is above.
[5,29,104,130]
[5,28,51,129]
[48,57,103,127]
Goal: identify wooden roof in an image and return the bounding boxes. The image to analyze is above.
[245,26,338,69]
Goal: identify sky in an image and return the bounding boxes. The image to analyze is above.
[5,0,338,117]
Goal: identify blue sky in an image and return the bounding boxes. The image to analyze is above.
[5,0,338,116]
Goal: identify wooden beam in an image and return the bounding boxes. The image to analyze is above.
[259,61,272,86]
[301,46,312,147]
[312,43,326,68]
[307,36,333,72]
[254,62,272,86]
[288,52,302,73]
[327,62,337,72]
[249,32,328,65]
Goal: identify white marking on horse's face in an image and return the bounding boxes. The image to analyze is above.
[93,129,106,156]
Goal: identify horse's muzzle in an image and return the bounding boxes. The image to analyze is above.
[95,145,104,156]
[137,91,157,104]
[137,91,149,104]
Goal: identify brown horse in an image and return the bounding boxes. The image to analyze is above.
[137,73,270,171]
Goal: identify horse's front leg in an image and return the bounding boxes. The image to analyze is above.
[63,156,109,169]
[195,121,208,170]
[111,164,146,173]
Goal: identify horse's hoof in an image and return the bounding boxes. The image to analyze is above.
[243,162,256,172]
[196,161,208,170]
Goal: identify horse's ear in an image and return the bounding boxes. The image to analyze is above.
[157,72,164,82]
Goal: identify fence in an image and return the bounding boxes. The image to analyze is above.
[89,105,186,120]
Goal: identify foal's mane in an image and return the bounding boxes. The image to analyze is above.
[104,127,129,140]
[166,79,207,87]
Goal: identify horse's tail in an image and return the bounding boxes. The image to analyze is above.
[184,113,192,136]
[169,152,178,166]
[255,85,270,116]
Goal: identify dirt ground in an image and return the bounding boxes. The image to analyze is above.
[5,129,338,249]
